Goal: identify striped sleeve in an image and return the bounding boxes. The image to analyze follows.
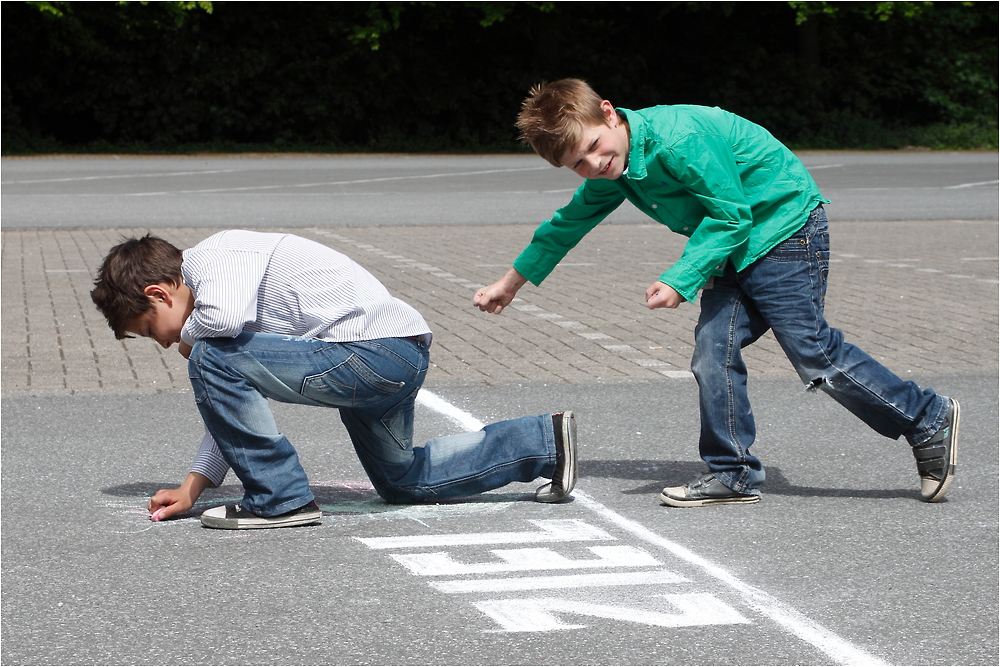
[189,429,229,487]
[179,245,269,345]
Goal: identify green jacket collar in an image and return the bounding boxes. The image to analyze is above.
[618,107,647,181]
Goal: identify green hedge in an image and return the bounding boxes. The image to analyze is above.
[3,1,996,153]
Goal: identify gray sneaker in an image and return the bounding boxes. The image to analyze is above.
[660,473,759,507]
[201,500,323,529]
[913,397,959,503]
[535,411,578,503]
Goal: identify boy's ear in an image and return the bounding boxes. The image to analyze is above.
[143,283,172,305]
[600,100,617,125]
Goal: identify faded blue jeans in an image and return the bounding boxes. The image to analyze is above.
[691,206,947,494]
[188,333,557,515]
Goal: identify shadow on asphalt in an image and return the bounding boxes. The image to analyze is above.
[580,459,924,501]
[99,481,542,521]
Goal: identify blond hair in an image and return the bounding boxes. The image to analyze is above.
[515,78,607,167]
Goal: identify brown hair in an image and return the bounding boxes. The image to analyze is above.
[515,78,608,167]
[90,234,184,339]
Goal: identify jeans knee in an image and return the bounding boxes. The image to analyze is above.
[691,342,726,380]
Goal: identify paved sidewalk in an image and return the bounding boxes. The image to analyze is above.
[2,219,997,397]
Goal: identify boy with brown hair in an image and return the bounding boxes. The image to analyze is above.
[474,78,958,507]
[92,230,577,529]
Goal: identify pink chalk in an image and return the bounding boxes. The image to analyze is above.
[150,508,167,522]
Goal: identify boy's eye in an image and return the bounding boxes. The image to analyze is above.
[575,140,599,169]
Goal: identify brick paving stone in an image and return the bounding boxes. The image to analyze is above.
[2,220,996,397]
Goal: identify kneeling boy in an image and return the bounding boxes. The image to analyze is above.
[92,230,577,529]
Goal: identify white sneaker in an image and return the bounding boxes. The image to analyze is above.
[535,411,578,503]
[200,501,322,530]
[913,397,959,502]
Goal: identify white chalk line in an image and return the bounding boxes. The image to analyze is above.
[415,388,889,667]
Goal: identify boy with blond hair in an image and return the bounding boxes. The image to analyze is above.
[475,78,958,507]
[92,230,577,529]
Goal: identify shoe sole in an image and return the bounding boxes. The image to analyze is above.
[535,411,578,503]
[201,508,323,530]
[923,399,959,503]
[659,492,760,508]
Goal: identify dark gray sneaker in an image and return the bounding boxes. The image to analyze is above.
[535,411,578,503]
[660,473,760,507]
[200,500,323,529]
[913,397,959,503]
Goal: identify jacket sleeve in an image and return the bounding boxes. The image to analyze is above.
[513,179,625,286]
[656,132,754,302]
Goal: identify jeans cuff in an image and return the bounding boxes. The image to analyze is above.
[907,396,950,446]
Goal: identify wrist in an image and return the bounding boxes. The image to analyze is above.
[504,268,528,290]
[179,472,212,501]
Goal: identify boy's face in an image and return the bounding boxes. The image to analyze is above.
[559,100,630,181]
[125,283,192,349]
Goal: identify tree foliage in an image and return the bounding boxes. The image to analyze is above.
[2,1,996,153]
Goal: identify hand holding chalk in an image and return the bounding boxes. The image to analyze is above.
[148,473,211,523]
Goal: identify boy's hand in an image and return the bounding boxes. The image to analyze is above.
[148,472,212,521]
[474,268,528,314]
[148,488,194,521]
[178,341,193,359]
[645,282,683,309]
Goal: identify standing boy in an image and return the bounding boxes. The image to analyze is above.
[91,230,577,529]
[474,78,958,507]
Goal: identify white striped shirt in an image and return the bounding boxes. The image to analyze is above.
[183,230,431,485]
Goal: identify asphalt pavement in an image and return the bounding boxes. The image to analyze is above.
[1,153,997,666]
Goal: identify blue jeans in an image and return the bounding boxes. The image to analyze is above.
[691,206,947,494]
[187,333,556,515]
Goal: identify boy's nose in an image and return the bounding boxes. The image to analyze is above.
[157,338,172,349]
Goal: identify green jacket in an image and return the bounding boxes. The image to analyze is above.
[512,105,829,302]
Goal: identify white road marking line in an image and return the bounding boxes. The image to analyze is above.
[836,253,992,282]
[943,180,999,189]
[107,166,552,196]
[1,169,241,185]
[357,519,614,549]
[415,388,889,666]
[392,545,660,576]
[573,492,888,665]
[475,593,750,632]
[431,569,689,594]
[416,389,485,430]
